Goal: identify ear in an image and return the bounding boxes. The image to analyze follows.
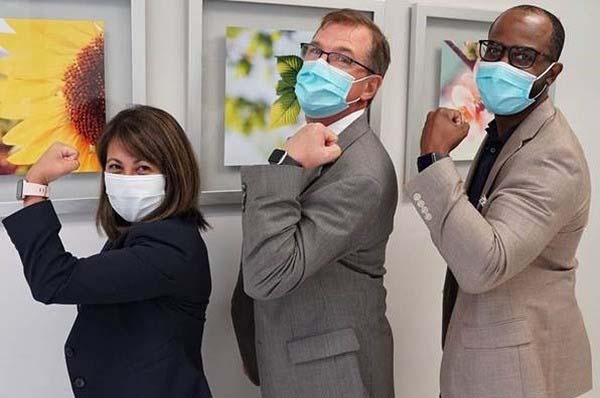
[545,62,563,86]
[360,75,383,102]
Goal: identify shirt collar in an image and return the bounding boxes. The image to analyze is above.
[486,119,519,144]
[327,109,366,135]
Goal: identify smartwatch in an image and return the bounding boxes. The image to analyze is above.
[417,152,449,172]
[16,179,50,200]
[268,149,301,167]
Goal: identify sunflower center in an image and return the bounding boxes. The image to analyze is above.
[63,34,106,146]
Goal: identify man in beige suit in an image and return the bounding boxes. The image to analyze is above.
[408,6,592,398]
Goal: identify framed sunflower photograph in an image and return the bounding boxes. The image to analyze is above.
[0,18,107,175]
[0,0,147,218]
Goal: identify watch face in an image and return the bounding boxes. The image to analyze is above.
[16,179,24,200]
[268,149,286,164]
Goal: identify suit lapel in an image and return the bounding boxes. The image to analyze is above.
[337,112,371,151]
[479,99,556,200]
[318,113,370,177]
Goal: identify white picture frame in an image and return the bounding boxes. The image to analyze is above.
[187,0,386,206]
[403,4,500,185]
[0,0,148,218]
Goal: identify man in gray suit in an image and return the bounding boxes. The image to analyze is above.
[231,9,397,398]
[408,6,592,398]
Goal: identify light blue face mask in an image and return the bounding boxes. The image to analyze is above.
[475,61,556,116]
[295,58,372,119]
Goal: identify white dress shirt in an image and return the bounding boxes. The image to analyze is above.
[327,109,365,135]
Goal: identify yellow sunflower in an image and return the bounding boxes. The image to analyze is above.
[0,18,105,172]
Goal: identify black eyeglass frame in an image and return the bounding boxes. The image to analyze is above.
[300,42,379,75]
[478,39,556,69]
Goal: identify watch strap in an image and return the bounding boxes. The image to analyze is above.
[268,149,301,167]
[417,152,449,173]
[20,180,50,199]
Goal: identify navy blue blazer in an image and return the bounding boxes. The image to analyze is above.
[2,200,212,398]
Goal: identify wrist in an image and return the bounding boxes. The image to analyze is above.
[23,196,47,207]
[417,152,449,173]
[283,147,304,167]
[25,171,48,185]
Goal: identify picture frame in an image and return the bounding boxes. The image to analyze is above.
[403,4,500,185]
[0,0,148,218]
[187,0,386,206]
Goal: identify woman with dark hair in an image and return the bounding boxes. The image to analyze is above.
[3,105,212,398]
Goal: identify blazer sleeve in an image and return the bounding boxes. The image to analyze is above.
[406,156,583,295]
[2,200,192,305]
[240,165,382,300]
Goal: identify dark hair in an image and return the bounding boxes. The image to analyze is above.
[317,8,391,77]
[493,5,565,61]
[96,105,209,240]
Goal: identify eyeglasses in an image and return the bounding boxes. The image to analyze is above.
[478,40,555,69]
[300,42,377,75]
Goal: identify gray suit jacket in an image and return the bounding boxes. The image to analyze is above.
[232,114,398,398]
[407,100,593,398]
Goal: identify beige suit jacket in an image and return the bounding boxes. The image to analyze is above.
[407,99,592,398]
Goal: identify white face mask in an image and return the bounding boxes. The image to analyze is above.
[104,172,166,223]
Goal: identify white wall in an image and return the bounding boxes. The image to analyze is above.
[0,0,598,397]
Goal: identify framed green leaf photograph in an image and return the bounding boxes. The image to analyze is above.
[224,26,311,166]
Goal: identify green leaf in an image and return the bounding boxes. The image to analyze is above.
[275,79,296,95]
[225,96,268,136]
[269,55,303,129]
[269,92,301,130]
[235,58,252,78]
[270,31,282,42]
[256,32,273,58]
[276,55,303,76]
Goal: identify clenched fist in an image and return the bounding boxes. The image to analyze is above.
[420,108,470,155]
[26,142,81,185]
[284,123,342,169]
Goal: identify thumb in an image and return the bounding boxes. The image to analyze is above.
[71,159,81,171]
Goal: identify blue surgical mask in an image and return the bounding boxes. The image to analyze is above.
[475,61,556,116]
[295,58,372,118]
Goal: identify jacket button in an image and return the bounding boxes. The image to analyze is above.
[65,346,74,358]
[73,377,86,389]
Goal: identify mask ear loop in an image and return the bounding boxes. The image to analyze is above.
[530,62,557,100]
[346,74,376,105]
